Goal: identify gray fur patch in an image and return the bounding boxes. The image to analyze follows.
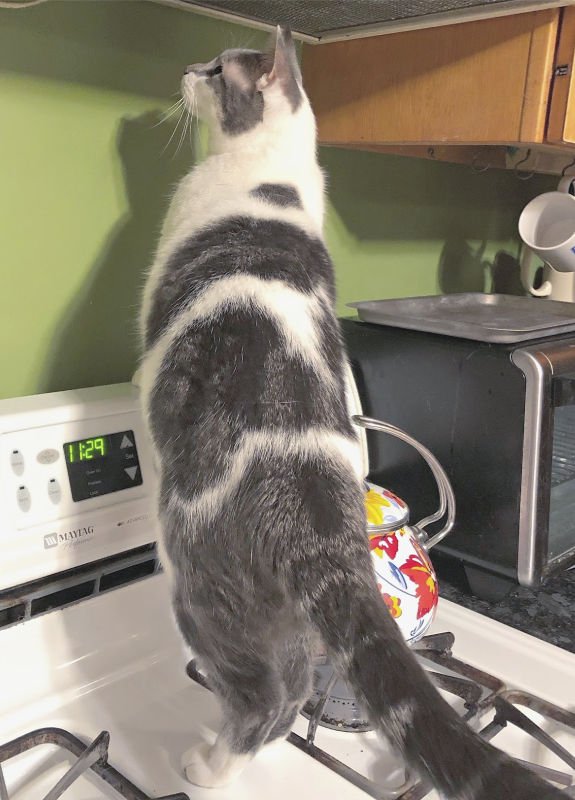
[144,216,334,348]
[250,183,302,209]
[212,76,265,136]
[282,76,302,113]
[210,50,271,136]
[204,41,300,135]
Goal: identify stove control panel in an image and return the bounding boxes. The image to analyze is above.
[0,383,158,591]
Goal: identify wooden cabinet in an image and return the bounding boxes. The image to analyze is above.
[548,7,575,145]
[302,8,575,162]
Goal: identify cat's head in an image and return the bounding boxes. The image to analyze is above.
[181,26,309,147]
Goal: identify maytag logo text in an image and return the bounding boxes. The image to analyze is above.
[43,525,94,550]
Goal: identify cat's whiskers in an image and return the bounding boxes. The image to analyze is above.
[162,97,185,119]
[162,104,187,155]
[175,106,192,158]
[189,90,198,153]
[184,86,201,154]
[151,98,185,130]
[193,94,202,149]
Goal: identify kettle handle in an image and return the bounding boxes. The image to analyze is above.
[351,415,456,550]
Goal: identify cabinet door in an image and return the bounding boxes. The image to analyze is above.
[547,8,575,146]
[302,10,558,147]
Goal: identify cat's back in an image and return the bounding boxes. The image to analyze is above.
[143,151,332,353]
[140,160,352,479]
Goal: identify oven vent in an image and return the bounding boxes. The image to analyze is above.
[150,0,575,42]
[0,545,161,631]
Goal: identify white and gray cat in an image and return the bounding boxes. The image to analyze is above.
[139,27,562,799]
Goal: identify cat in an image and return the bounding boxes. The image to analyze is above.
[139,26,564,799]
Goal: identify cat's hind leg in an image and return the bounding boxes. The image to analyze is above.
[175,597,288,787]
[182,653,285,787]
[183,630,313,785]
[265,630,313,746]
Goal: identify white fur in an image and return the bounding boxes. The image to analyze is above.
[165,426,363,529]
[182,739,251,787]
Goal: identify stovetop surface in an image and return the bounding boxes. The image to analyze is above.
[1,575,574,799]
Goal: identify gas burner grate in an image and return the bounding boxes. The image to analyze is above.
[0,727,189,800]
[187,630,575,799]
[300,631,496,734]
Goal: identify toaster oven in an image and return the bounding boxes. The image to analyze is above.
[342,318,575,597]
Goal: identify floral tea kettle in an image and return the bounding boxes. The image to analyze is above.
[356,415,456,645]
[304,415,456,732]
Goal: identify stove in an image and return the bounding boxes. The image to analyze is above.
[0,572,573,799]
[1,385,574,798]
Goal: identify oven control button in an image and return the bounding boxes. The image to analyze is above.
[47,478,61,504]
[125,466,139,481]
[37,448,60,465]
[10,450,24,476]
[17,485,31,512]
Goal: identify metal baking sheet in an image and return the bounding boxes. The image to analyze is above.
[349,293,575,343]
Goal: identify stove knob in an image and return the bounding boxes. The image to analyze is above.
[10,449,24,476]
[17,485,31,512]
[47,478,61,504]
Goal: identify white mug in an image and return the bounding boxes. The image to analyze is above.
[519,177,575,274]
[520,247,575,302]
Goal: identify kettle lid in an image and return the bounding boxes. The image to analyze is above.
[365,482,410,532]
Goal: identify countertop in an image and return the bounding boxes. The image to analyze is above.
[438,563,575,654]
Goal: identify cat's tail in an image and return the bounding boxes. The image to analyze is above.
[302,566,563,799]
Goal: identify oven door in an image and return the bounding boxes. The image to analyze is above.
[513,341,575,586]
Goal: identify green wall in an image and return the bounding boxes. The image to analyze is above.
[0,1,551,400]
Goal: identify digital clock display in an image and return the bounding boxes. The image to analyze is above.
[65,436,109,463]
[63,430,142,502]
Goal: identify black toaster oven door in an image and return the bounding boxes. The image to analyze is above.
[548,372,575,568]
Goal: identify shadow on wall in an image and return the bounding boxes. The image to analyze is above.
[438,238,490,294]
[437,239,526,295]
[437,244,527,295]
[321,146,555,295]
[38,113,193,394]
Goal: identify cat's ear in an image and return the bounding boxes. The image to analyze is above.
[257,25,302,105]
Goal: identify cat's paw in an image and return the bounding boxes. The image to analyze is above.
[182,741,248,788]
[182,742,222,787]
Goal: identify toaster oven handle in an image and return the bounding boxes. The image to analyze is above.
[351,415,456,550]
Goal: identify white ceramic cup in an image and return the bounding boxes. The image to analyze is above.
[519,177,575,274]
[520,247,575,302]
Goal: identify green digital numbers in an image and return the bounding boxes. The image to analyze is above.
[65,436,108,463]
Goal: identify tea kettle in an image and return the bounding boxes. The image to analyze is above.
[356,415,455,643]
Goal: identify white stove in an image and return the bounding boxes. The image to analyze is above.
[1,385,574,799]
[1,576,575,799]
